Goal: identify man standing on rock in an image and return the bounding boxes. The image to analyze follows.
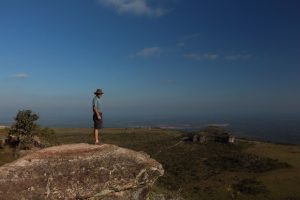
[92,89,104,145]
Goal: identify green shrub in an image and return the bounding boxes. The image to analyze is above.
[204,152,290,173]
[9,110,39,135]
[36,127,58,147]
[232,178,268,195]
[8,110,39,149]
[8,110,57,149]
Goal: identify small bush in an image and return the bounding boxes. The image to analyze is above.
[232,178,268,195]
[36,127,58,147]
[8,110,57,149]
[8,110,39,149]
[204,152,290,173]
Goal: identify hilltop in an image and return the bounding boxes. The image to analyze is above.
[1,127,300,200]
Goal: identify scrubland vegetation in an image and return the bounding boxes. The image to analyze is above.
[1,126,300,200]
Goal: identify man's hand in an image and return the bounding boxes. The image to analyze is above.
[97,112,102,120]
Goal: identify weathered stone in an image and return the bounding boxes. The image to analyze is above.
[0,143,164,200]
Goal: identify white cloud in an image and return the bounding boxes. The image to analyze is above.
[11,73,29,79]
[184,53,218,61]
[225,54,252,61]
[98,0,167,17]
[136,47,162,57]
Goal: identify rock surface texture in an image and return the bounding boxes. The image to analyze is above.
[0,143,164,200]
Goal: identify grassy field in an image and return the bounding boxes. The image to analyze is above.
[1,127,300,200]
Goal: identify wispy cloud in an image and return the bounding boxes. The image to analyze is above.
[136,47,162,57]
[11,73,29,79]
[176,33,201,48]
[98,0,167,17]
[176,42,185,48]
[182,33,201,41]
[225,54,252,61]
[184,53,218,61]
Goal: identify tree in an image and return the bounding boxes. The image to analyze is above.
[12,110,39,135]
[8,110,39,149]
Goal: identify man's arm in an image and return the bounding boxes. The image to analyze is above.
[92,97,102,120]
[93,106,101,120]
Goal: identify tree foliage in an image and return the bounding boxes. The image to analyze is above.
[9,110,39,136]
[8,110,57,149]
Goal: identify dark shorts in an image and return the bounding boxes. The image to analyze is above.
[93,113,103,129]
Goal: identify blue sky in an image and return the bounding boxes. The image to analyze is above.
[1,0,300,125]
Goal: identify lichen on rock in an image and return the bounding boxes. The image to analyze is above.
[0,143,164,200]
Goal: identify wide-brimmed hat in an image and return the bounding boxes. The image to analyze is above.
[94,89,104,95]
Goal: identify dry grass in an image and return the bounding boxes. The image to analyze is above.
[1,127,300,200]
[246,142,300,199]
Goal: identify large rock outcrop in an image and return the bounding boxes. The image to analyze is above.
[0,143,164,200]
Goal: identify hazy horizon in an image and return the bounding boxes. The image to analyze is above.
[2,112,300,144]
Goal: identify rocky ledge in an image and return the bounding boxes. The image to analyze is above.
[0,143,164,200]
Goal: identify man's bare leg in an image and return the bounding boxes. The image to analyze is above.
[94,129,100,144]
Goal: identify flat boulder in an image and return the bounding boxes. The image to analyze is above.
[0,143,164,200]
